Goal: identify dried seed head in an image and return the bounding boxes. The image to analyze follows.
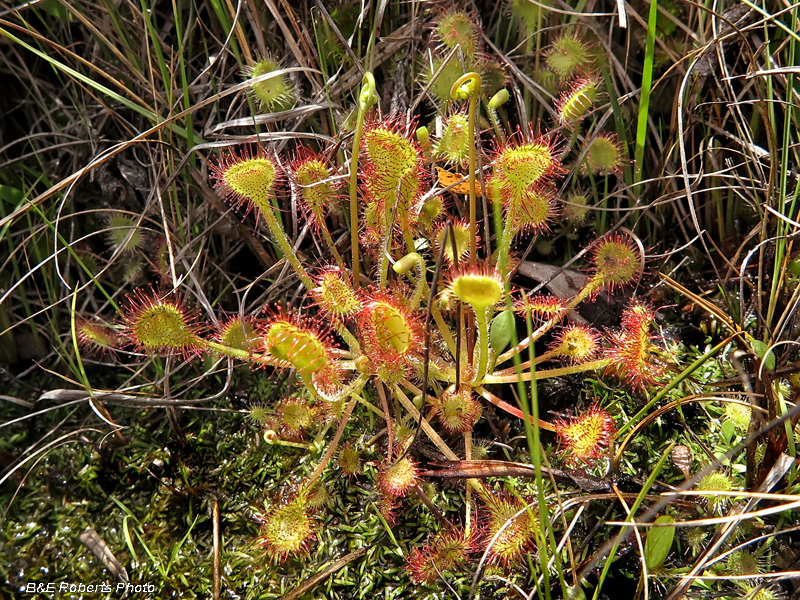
[253,490,316,564]
[123,289,205,357]
[244,56,294,112]
[430,385,483,433]
[670,445,693,479]
[211,145,279,221]
[549,325,600,363]
[554,404,616,464]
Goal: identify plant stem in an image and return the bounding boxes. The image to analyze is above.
[495,277,602,366]
[393,252,427,308]
[482,358,611,384]
[259,200,313,289]
[376,381,394,457]
[496,220,518,272]
[203,339,256,360]
[487,105,506,145]
[332,322,360,354]
[475,386,556,432]
[464,430,472,538]
[468,86,478,264]
[378,207,392,289]
[472,308,490,385]
[306,395,358,485]
[304,374,369,486]
[349,73,377,290]
[591,444,674,600]
[450,73,482,265]
[392,384,485,495]
[492,349,558,375]
[432,304,458,359]
[319,224,346,271]
[615,335,737,437]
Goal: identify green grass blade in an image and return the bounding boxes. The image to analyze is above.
[592,443,674,599]
[633,0,658,188]
[0,26,157,124]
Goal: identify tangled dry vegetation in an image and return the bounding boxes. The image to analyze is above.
[1,1,800,599]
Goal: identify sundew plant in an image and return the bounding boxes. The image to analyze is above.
[2,1,800,599]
